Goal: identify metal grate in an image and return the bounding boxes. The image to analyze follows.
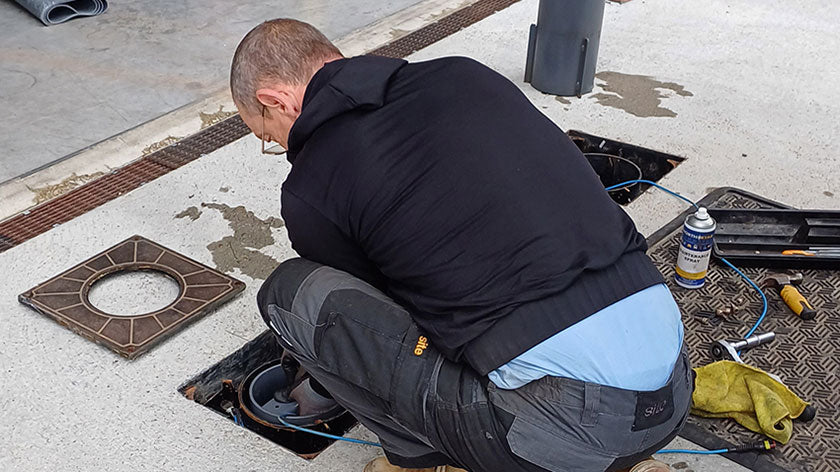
[19,235,246,358]
[369,0,521,58]
[0,116,250,252]
[648,188,840,472]
[0,0,523,255]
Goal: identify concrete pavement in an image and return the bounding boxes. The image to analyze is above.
[2,0,838,470]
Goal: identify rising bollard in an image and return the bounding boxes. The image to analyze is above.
[524,0,606,97]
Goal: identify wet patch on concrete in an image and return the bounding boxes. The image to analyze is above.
[29,171,106,204]
[591,71,693,118]
[199,203,285,280]
[174,206,202,221]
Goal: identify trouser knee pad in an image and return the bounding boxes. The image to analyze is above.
[256,257,323,327]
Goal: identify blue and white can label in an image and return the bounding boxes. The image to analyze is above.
[675,225,714,288]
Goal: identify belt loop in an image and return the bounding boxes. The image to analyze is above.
[582,383,600,427]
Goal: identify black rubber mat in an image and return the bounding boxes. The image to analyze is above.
[648,188,839,472]
[14,0,107,25]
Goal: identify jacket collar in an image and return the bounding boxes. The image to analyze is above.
[286,56,407,163]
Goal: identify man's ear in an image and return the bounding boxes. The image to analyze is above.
[256,87,299,117]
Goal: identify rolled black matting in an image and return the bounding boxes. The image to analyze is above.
[648,187,840,472]
[15,0,107,26]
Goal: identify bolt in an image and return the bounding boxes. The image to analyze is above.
[715,306,739,318]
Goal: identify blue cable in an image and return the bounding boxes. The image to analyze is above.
[227,405,381,447]
[718,257,769,340]
[275,415,382,447]
[604,179,700,210]
[658,449,729,455]
[229,410,242,427]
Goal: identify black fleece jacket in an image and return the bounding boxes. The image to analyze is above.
[281,55,663,374]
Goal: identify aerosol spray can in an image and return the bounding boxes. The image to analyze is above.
[675,207,716,289]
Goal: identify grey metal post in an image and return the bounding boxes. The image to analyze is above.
[524,0,606,97]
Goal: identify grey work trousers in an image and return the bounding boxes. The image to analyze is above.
[256,258,693,471]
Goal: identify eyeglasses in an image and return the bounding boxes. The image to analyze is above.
[261,106,287,155]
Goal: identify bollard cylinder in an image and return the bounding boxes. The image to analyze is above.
[524,0,606,97]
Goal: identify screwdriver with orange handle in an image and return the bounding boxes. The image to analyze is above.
[782,249,840,257]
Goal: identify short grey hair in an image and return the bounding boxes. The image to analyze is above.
[230,19,342,115]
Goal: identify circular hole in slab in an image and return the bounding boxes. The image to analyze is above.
[88,270,181,316]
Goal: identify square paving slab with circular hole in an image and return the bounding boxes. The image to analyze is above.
[19,235,246,359]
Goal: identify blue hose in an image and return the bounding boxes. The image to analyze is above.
[604,179,700,210]
[717,257,768,340]
[274,415,382,447]
[658,449,729,455]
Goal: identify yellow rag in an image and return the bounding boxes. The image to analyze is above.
[691,360,808,444]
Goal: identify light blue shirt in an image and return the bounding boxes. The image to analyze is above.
[489,283,684,392]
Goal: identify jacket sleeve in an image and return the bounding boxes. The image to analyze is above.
[280,189,388,291]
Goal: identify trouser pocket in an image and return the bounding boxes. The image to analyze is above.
[505,415,615,471]
[266,304,319,362]
[315,288,414,403]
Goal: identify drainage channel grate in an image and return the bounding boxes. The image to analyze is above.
[0,0,523,256]
[0,116,250,253]
[369,0,521,58]
[179,331,359,459]
[19,235,245,358]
